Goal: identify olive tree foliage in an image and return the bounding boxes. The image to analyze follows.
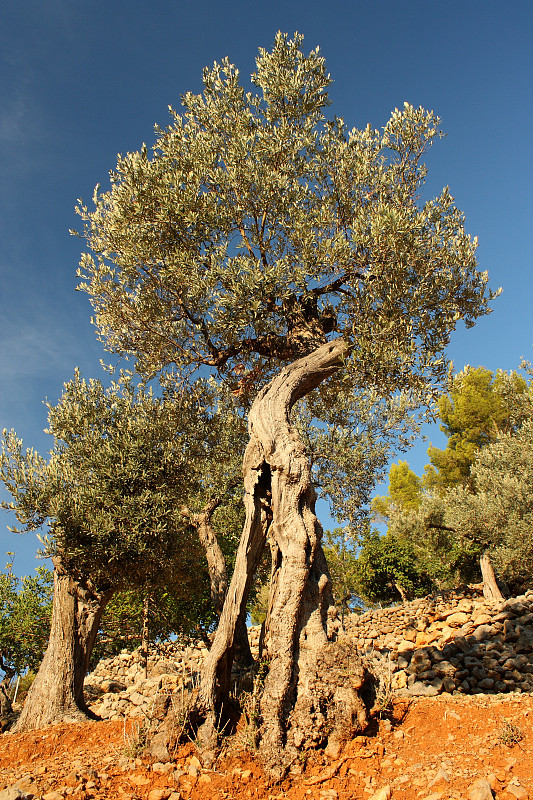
[471,418,533,583]
[385,367,533,593]
[390,418,533,592]
[93,584,215,665]
[74,33,495,772]
[428,418,533,588]
[0,562,52,682]
[2,374,213,586]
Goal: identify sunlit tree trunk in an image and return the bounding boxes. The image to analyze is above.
[14,559,112,732]
[184,498,253,667]
[198,340,368,776]
[480,551,504,601]
[141,593,151,680]
[394,581,409,603]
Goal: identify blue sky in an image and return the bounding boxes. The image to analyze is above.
[1,0,532,576]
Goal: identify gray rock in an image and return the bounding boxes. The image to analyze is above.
[442,676,456,692]
[147,730,170,762]
[152,762,173,774]
[407,681,439,696]
[473,624,493,641]
[434,660,456,676]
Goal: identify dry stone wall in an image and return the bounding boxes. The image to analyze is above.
[344,587,533,698]
[85,627,262,721]
[84,588,533,719]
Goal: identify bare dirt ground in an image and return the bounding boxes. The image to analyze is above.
[0,694,531,800]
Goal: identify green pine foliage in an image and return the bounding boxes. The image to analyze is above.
[424,366,530,491]
[371,460,422,522]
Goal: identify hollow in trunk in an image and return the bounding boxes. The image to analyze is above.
[197,339,369,776]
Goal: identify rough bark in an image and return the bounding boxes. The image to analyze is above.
[182,499,229,616]
[198,339,368,776]
[480,552,504,601]
[0,683,13,720]
[183,499,254,668]
[14,559,112,732]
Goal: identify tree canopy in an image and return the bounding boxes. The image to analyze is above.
[428,418,533,586]
[76,32,495,402]
[1,370,248,731]
[0,561,52,682]
[371,460,422,522]
[386,366,533,591]
[353,529,434,605]
[1,371,243,594]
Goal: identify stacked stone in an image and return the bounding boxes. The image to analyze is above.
[343,589,533,697]
[85,641,209,720]
[84,590,533,717]
[248,625,261,657]
[85,629,263,720]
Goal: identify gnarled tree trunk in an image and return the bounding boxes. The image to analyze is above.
[198,339,368,776]
[480,552,504,601]
[14,559,112,732]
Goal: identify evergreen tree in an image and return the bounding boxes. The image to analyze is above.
[371,460,422,522]
[424,366,529,491]
[75,33,494,772]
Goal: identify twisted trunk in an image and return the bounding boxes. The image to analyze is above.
[198,339,368,776]
[14,559,112,732]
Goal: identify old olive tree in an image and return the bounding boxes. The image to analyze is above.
[76,33,496,772]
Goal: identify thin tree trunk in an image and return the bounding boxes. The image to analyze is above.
[0,683,13,720]
[198,339,368,776]
[394,581,409,603]
[0,656,14,720]
[184,498,254,668]
[480,552,504,601]
[14,559,112,732]
[193,499,228,617]
[141,593,151,680]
